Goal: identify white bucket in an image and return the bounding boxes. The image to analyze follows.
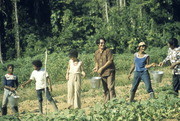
[151,71,164,83]
[91,77,101,88]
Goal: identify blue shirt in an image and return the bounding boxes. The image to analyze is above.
[3,73,19,88]
[134,53,149,72]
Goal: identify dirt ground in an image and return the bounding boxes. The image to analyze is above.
[2,79,173,116]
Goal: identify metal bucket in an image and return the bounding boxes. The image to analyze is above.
[91,77,101,88]
[151,71,164,83]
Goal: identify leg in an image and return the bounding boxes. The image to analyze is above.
[172,75,180,93]
[2,89,9,115]
[36,89,43,114]
[141,71,154,93]
[141,71,155,99]
[74,75,81,109]
[67,78,74,107]
[130,71,141,102]
[102,76,110,103]
[107,72,116,100]
[46,88,58,111]
[9,94,19,114]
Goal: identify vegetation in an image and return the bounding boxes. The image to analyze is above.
[0,0,180,61]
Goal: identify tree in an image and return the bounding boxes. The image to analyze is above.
[13,0,20,58]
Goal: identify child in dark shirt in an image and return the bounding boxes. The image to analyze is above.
[1,64,19,115]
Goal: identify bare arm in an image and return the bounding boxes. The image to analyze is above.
[66,63,70,80]
[21,79,33,88]
[145,56,156,68]
[128,63,135,80]
[170,61,180,69]
[47,77,52,91]
[80,62,86,78]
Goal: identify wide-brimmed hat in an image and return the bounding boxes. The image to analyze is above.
[138,42,146,47]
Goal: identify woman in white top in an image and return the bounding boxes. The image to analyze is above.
[66,50,85,109]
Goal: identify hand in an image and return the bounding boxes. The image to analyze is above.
[158,62,164,67]
[10,87,16,91]
[81,71,86,78]
[93,67,98,72]
[128,74,131,80]
[97,68,103,74]
[151,63,156,67]
[21,84,25,88]
[66,74,69,80]
[49,86,52,92]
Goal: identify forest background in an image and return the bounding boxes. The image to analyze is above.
[0,0,179,120]
[0,0,180,61]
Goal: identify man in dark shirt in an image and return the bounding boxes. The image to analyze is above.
[94,38,116,103]
[1,64,19,115]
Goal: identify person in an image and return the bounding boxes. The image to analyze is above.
[21,60,58,114]
[66,50,85,109]
[1,64,19,115]
[159,38,180,95]
[128,42,156,102]
[93,38,116,103]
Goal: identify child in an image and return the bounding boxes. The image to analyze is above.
[159,38,180,95]
[1,64,19,115]
[66,50,85,109]
[128,42,156,102]
[21,60,58,114]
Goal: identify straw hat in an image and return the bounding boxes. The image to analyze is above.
[138,42,146,47]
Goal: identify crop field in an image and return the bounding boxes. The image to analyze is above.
[0,52,179,121]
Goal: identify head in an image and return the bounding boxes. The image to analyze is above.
[137,42,147,52]
[7,64,14,74]
[32,60,42,70]
[167,38,179,49]
[69,49,78,61]
[96,38,106,50]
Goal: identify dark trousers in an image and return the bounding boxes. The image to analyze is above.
[131,71,154,93]
[102,72,116,103]
[36,87,53,102]
[172,74,180,93]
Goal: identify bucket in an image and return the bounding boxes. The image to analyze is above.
[91,77,101,88]
[151,71,164,83]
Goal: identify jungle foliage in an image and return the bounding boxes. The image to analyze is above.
[0,0,180,60]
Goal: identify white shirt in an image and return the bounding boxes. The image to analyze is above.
[30,69,48,90]
[68,59,82,74]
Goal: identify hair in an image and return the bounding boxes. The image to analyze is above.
[7,64,14,69]
[168,38,179,47]
[69,49,78,58]
[32,60,42,68]
[96,38,106,45]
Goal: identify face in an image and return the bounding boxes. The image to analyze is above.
[168,43,174,49]
[70,57,77,62]
[139,45,146,52]
[98,39,105,50]
[33,65,40,70]
[8,66,14,74]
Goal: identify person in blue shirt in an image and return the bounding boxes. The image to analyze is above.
[1,64,19,115]
[128,42,156,102]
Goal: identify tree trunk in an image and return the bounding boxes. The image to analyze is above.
[105,0,109,23]
[14,0,20,58]
[0,0,4,63]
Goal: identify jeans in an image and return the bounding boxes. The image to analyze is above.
[36,87,53,102]
[172,74,180,93]
[131,71,154,93]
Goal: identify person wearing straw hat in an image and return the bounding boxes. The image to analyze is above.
[159,38,180,96]
[21,60,58,114]
[128,42,156,102]
[94,38,116,103]
[1,64,19,115]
